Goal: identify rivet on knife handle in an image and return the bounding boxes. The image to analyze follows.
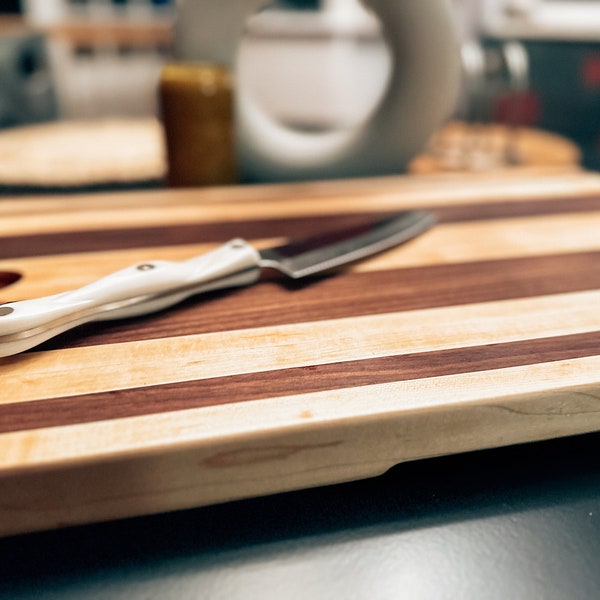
[0,211,435,357]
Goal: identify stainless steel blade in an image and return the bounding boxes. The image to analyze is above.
[258,211,435,279]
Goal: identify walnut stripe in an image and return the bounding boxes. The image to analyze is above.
[1,290,598,406]
[2,354,599,474]
[29,251,600,352]
[1,331,598,434]
[3,212,600,301]
[2,195,599,259]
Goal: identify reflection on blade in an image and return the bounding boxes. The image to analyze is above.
[258,211,436,279]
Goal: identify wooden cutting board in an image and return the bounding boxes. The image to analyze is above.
[1,168,599,537]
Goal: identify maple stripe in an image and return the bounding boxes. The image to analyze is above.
[1,172,600,241]
[0,331,598,434]
[1,290,598,406]
[30,251,600,351]
[1,167,597,222]
[2,195,599,259]
[0,167,591,213]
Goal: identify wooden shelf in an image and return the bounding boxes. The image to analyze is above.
[0,15,172,47]
[44,18,173,48]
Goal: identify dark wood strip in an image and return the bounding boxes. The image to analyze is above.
[2,195,599,259]
[0,271,20,289]
[1,331,598,434]
[31,251,600,352]
[0,214,370,259]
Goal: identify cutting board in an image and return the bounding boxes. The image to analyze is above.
[1,168,599,537]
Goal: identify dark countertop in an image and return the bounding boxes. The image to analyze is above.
[2,432,600,600]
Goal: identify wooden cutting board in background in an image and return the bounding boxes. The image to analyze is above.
[0,168,599,537]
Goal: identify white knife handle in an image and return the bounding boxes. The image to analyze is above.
[0,239,261,357]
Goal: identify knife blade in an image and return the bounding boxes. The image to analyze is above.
[0,210,434,357]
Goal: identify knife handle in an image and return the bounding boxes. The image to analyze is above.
[0,239,261,357]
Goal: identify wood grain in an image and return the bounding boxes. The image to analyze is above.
[0,169,599,537]
[3,213,600,301]
[1,331,597,434]
[1,289,598,405]
[2,195,599,259]
[2,168,598,236]
[4,251,599,351]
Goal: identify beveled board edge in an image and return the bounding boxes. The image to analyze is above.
[0,355,598,537]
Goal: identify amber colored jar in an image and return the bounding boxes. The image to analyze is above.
[159,62,237,187]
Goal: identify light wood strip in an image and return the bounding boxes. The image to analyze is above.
[1,354,599,472]
[1,290,598,405]
[0,167,594,216]
[354,211,600,272]
[2,170,600,237]
[3,212,600,300]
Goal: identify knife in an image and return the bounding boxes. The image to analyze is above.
[0,210,434,357]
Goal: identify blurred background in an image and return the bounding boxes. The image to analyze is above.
[0,0,598,185]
